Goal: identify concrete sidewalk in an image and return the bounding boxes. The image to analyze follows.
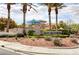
[0,41,79,55]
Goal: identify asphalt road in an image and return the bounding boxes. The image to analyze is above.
[0,47,20,55]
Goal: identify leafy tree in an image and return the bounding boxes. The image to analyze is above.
[71,24,79,32]
[0,17,17,31]
[0,22,5,31]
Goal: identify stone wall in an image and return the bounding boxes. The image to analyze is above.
[9,28,41,35]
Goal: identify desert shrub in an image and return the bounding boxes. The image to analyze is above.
[45,37,52,41]
[71,39,78,44]
[31,38,36,41]
[53,39,62,46]
[28,30,35,36]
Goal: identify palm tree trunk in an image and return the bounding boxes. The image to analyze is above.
[22,3,27,36]
[55,6,58,31]
[48,11,51,30]
[23,12,26,35]
[56,13,58,31]
[6,4,10,32]
[48,4,51,30]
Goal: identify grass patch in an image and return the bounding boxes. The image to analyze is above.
[28,34,69,38]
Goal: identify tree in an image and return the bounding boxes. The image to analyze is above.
[71,24,79,32]
[0,17,17,31]
[53,3,64,31]
[6,3,15,32]
[22,3,27,36]
[40,3,65,30]
[41,3,52,30]
[21,3,37,36]
[6,3,11,32]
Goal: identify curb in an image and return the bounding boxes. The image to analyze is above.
[0,46,25,55]
[4,47,59,55]
[51,46,79,49]
[0,41,79,55]
[3,45,79,55]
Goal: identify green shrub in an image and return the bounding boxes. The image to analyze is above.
[0,35,8,37]
[0,34,16,38]
[28,30,35,36]
[53,39,62,46]
[61,30,71,35]
[70,30,78,34]
[36,35,44,38]
[35,34,69,38]
[8,35,16,37]
[17,33,24,37]
[52,34,69,38]
[45,37,52,41]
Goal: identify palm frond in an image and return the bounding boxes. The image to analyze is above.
[29,6,38,13]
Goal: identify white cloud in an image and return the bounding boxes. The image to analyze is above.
[0,3,79,24]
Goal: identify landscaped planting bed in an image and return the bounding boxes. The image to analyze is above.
[0,37,78,48]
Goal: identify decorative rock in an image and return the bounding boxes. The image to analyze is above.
[1,45,5,47]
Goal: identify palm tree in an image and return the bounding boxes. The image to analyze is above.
[40,3,65,31]
[6,3,15,32]
[48,4,52,30]
[41,3,52,30]
[22,3,27,36]
[53,3,64,31]
[6,3,11,32]
[21,3,37,36]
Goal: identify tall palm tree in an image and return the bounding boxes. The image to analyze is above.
[40,3,64,31]
[41,3,52,30]
[48,4,52,30]
[22,3,27,36]
[21,3,37,36]
[6,3,15,32]
[6,3,11,32]
[53,3,64,31]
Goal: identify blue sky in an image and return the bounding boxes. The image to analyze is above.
[0,3,79,24]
